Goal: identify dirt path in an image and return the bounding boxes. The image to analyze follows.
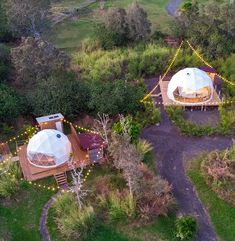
[166,0,183,16]
[141,107,233,241]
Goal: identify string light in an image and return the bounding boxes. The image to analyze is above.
[141,41,184,102]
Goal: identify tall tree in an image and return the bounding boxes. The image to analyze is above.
[126,3,151,41]
[4,0,50,37]
[104,7,127,35]
[11,37,69,89]
[27,70,89,117]
[0,1,8,40]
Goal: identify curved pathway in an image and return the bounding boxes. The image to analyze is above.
[141,108,233,241]
[40,191,62,241]
[166,0,183,16]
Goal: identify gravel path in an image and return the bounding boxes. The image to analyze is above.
[141,107,233,241]
[166,0,183,16]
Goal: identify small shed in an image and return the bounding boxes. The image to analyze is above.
[36,113,64,132]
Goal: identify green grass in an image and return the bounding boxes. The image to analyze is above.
[187,157,235,241]
[45,0,173,53]
[0,183,54,241]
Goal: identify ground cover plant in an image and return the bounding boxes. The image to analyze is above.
[187,154,235,241]
[166,104,235,136]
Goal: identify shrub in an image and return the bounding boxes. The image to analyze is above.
[81,38,101,53]
[88,80,145,116]
[112,115,142,142]
[27,70,89,117]
[135,101,161,128]
[0,83,23,123]
[54,192,98,240]
[105,190,136,223]
[137,164,174,222]
[166,106,235,136]
[0,163,21,198]
[175,216,197,241]
[201,149,235,205]
[136,139,153,158]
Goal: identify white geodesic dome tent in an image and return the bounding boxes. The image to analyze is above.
[27,129,72,168]
[167,67,214,104]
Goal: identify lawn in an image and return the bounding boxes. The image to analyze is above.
[187,156,235,241]
[45,0,173,53]
[0,182,55,241]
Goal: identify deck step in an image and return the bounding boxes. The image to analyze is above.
[54,172,68,187]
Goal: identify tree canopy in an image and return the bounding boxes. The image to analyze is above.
[0,83,22,123]
[27,70,89,117]
[11,37,69,89]
[4,0,50,37]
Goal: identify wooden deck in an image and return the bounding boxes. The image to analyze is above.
[19,134,90,181]
[159,80,221,107]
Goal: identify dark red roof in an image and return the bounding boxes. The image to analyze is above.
[78,133,103,150]
[199,66,217,73]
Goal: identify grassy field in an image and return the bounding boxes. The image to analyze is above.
[0,181,55,241]
[187,156,235,241]
[45,0,173,53]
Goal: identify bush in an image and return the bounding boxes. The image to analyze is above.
[0,83,23,123]
[27,70,89,117]
[135,101,161,127]
[112,115,142,142]
[166,106,235,136]
[0,163,21,198]
[102,190,136,223]
[54,192,98,240]
[201,149,235,205]
[72,43,170,82]
[136,139,153,157]
[88,80,145,116]
[137,164,175,222]
[175,216,197,241]
[81,38,101,53]
[0,44,10,82]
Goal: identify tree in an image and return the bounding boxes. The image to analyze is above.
[4,0,50,37]
[0,1,9,40]
[177,0,235,58]
[0,83,22,123]
[126,3,151,41]
[11,37,69,89]
[94,113,111,146]
[0,44,10,82]
[88,79,145,115]
[27,70,89,117]
[68,160,88,210]
[104,7,128,45]
[109,133,143,197]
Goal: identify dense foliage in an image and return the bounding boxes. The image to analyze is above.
[11,37,69,89]
[166,105,235,136]
[177,0,235,58]
[0,44,10,82]
[0,83,22,123]
[3,0,50,37]
[201,147,235,206]
[95,3,151,48]
[27,70,88,117]
[53,193,97,240]
[175,216,197,241]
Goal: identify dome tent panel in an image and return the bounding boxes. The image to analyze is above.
[27,129,72,168]
[167,68,213,104]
